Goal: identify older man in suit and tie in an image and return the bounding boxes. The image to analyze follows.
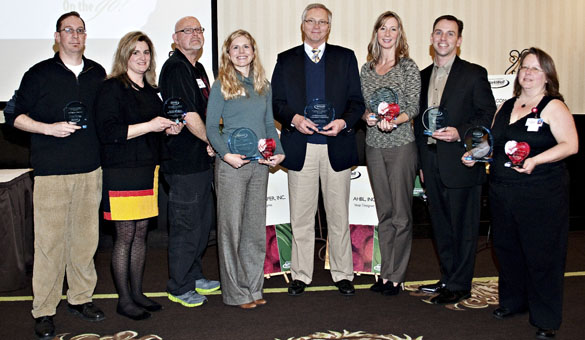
[271,3,365,297]
[414,15,496,304]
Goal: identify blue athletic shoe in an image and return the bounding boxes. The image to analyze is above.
[168,291,207,307]
[195,278,220,294]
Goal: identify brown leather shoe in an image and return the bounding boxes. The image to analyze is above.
[239,302,257,309]
[254,299,267,305]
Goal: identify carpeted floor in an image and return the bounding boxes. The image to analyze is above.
[1,233,584,340]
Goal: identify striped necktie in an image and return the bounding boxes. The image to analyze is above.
[311,49,320,63]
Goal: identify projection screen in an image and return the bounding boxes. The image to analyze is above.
[0,0,216,103]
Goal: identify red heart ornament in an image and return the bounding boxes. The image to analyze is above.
[377,102,390,115]
[504,140,530,165]
[258,138,276,159]
[378,102,400,122]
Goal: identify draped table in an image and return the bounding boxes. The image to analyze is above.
[0,169,33,291]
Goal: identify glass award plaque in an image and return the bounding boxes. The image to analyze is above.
[63,101,88,128]
[228,127,261,160]
[504,140,530,168]
[422,106,448,136]
[463,126,494,162]
[163,97,187,124]
[368,87,400,122]
[304,98,335,131]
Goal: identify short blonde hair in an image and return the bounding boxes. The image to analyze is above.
[301,3,332,24]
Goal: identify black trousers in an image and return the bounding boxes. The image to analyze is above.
[490,174,569,330]
[165,169,215,296]
[423,150,481,291]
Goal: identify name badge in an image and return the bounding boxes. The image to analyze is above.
[196,79,206,89]
[526,118,543,132]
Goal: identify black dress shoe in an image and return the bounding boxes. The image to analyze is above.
[535,328,556,339]
[288,280,307,296]
[418,281,445,293]
[381,282,401,296]
[493,306,523,319]
[116,305,152,321]
[370,278,384,293]
[34,316,55,340]
[334,279,355,296]
[67,302,105,322]
[430,289,471,304]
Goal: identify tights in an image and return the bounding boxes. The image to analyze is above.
[112,219,157,315]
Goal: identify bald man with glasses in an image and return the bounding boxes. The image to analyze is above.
[158,16,219,308]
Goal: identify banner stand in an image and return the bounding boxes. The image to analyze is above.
[264,271,290,283]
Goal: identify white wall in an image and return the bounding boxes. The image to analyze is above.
[216,0,585,114]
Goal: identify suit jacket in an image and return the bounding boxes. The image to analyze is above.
[414,56,496,188]
[271,44,365,171]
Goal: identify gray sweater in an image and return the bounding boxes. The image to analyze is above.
[206,74,283,158]
[360,57,421,148]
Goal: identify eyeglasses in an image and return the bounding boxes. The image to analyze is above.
[176,27,205,35]
[519,66,543,73]
[304,19,329,26]
[59,27,86,35]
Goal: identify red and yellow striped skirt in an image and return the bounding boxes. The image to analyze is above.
[102,165,159,221]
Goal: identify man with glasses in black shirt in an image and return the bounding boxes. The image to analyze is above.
[159,16,219,308]
[4,11,106,339]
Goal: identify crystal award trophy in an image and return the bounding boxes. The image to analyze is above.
[228,127,261,160]
[63,101,88,129]
[304,98,335,131]
[163,97,187,124]
[463,126,494,162]
[422,106,448,136]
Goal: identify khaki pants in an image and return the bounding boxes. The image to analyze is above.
[288,144,353,284]
[31,168,102,318]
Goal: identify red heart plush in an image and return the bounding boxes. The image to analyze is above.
[258,138,276,159]
[504,140,530,165]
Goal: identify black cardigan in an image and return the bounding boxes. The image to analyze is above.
[94,77,163,169]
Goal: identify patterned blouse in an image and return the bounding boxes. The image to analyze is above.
[360,57,421,148]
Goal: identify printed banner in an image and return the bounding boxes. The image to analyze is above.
[264,224,292,275]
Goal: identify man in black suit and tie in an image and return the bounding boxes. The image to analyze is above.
[414,15,496,304]
[271,3,364,297]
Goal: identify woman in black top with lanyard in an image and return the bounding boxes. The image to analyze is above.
[463,47,578,339]
[95,31,180,320]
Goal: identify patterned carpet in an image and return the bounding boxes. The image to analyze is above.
[3,234,584,340]
[43,280,502,340]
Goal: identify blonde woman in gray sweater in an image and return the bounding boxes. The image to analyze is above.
[206,30,284,309]
[360,11,421,296]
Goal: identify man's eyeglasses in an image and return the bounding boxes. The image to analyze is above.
[176,27,205,35]
[304,19,329,26]
[59,27,86,35]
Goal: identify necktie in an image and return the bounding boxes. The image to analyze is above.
[311,49,320,63]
